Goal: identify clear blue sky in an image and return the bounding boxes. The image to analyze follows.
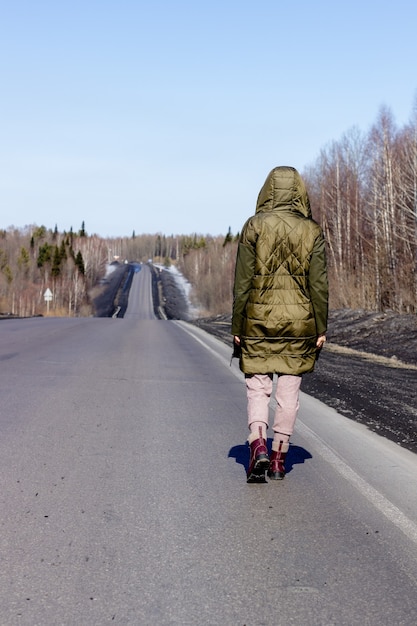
[1,0,416,237]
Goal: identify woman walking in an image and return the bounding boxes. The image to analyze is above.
[232,166,328,482]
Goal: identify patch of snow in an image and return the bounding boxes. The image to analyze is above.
[157,264,201,319]
[105,264,117,277]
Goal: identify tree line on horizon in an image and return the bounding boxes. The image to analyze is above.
[0,222,110,317]
[303,102,417,314]
[1,100,416,318]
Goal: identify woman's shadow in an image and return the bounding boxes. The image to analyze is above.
[228,438,312,477]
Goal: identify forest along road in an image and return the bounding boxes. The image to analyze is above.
[1,264,417,625]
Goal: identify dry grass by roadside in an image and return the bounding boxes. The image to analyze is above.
[324,343,417,370]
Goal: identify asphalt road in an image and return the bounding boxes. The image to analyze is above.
[1,265,417,625]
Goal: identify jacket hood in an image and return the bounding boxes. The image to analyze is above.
[255,166,312,218]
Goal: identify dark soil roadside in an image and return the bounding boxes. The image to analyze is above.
[193,311,417,454]
[92,263,132,318]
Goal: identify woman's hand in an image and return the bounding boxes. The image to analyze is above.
[316,333,326,349]
[234,335,241,346]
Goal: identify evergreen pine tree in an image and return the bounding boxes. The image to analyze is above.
[223,226,233,247]
[75,251,85,275]
[51,245,61,277]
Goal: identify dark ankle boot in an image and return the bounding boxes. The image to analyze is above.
[247,426,270,483]
[268,440,289,480]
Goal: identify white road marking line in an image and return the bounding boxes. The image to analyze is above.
[296,419,417,545]
[176,320,417,545]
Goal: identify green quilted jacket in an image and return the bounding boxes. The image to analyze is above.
[232,166,328,375]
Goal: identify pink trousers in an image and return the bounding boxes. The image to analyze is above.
[245,373,302,437]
